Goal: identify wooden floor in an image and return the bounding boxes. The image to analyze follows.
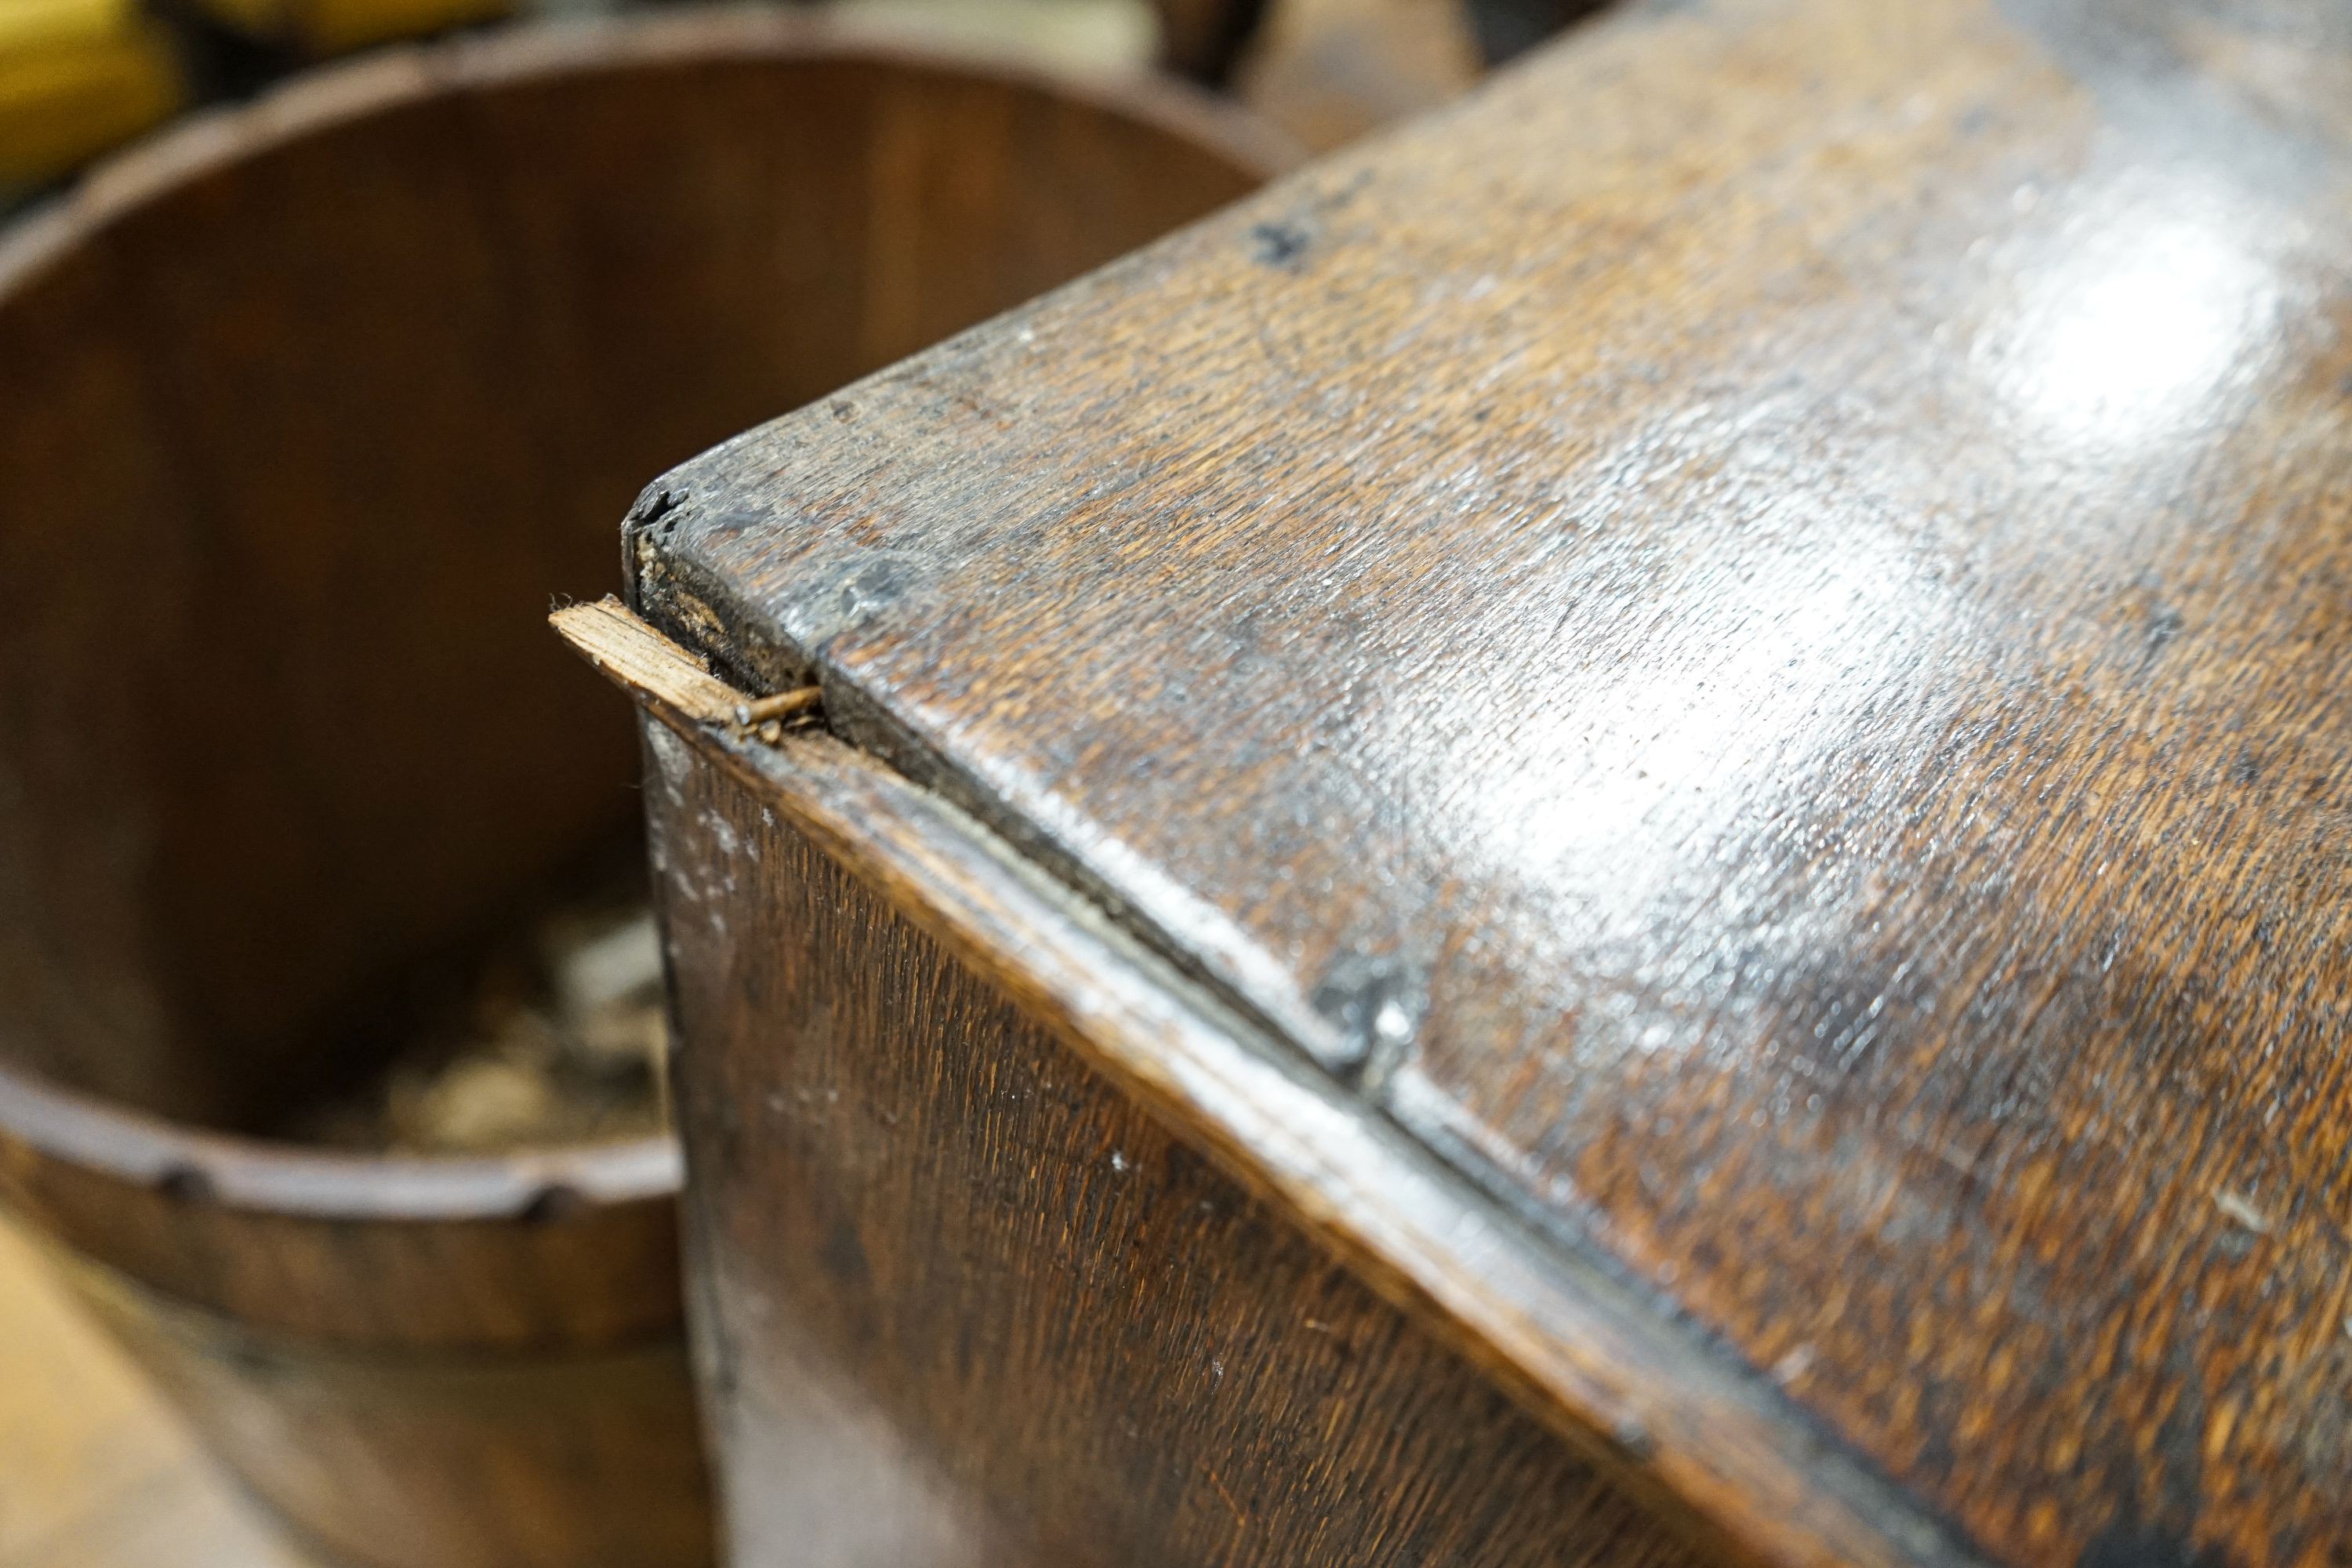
[0,1217,320,1568]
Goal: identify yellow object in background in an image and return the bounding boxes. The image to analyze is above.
[191,0,513,56]
[0,0,183,187]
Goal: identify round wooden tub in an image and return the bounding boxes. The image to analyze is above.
[0,16,1277,1567]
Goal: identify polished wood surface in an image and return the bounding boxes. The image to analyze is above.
[621,2,2352,1564]
[555,601,1707,1568]
[0,16,1275,1568]
[575,598,1916,1568]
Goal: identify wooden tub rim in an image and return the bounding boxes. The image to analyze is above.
[0,1060,684,1221]
[0,3,1299,300]
[0,8,1288,1229]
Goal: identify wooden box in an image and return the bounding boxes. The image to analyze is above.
[565,0,2352,1562]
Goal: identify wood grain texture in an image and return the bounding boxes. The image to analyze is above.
[0,19,1272,1568]
[641,703,1709,1568]
[0,5,1277,1124]
[566,608,1947,1568]
[626,3,2352,1565]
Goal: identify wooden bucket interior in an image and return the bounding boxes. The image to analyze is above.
[0,22,1268,1131]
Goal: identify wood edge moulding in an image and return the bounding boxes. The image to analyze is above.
[553,597,1984,1568]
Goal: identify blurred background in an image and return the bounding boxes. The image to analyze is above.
[2,0,1608,206]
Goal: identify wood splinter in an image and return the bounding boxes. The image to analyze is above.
[550,601,824,750]
[734,687,823,730]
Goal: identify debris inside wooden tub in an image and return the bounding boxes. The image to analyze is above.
[279,887,670,1155]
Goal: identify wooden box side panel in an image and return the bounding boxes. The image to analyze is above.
[645,717,1710,1568]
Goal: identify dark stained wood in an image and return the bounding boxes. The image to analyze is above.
[563,601,1933,1568]
[0,10,1276,1127]
[0,17,1276,1568]
[600,613,1710,1568]
[618,3,2352,1565]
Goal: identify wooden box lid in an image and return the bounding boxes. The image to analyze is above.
[623,2,2352,1563]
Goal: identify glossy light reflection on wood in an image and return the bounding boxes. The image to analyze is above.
[644,713,1710,1568]
[628,2,2352,1566]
